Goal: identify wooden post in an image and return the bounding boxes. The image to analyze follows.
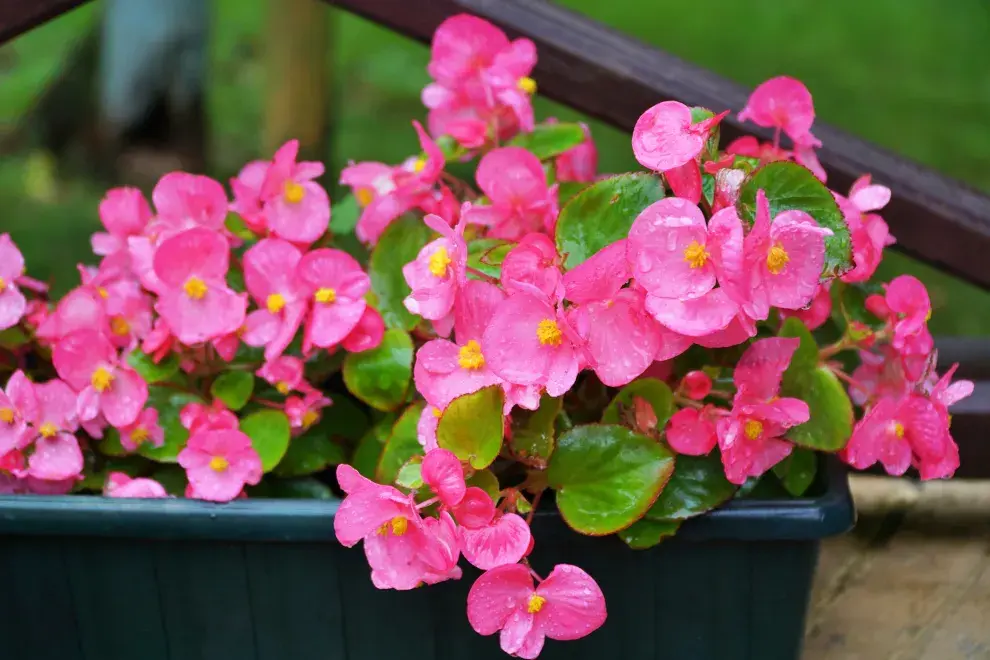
[264,0,330,164]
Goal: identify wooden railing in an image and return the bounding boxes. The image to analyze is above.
[3,0,989,476]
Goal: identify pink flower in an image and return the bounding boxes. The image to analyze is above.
[665,160,703,204]
[460,511,532,570]
[463,148,558,241]
[643,288,739,338]
[484,292,583,397]
[0,234,28,331]
[351,122,445,245]
[229,160,270,232]
[258,140,330,244]
[178,429,263,502]
[242,238,307,360]
[555,123,597,182]
[35,286,107,344]
[105,472,169,498]
[403,214,467,325]
[297,248,370,352]
[781,283,832,330]
[22,379,83,481]
[467,563,607,658]
[153,228,247,345]
[633,101,727,172]
[142,318,177,364]
[118,408,165,451]
[92,187,152,257]
[53,329,148,428]
[285,390,331,432]
[180,401,239,435]
[102,277,154,349]
[839,395,945,477]
[149,172,228,239]
[681,370,713,400]
[257,356,305,395]
[341,306,385,353]
[417,405,441,451]
[738,76,818,146]
[501,233,562,300]
[422,448,467,507]
[666,406,719,455]
[415,280,504,409]
[848,346,910,406]
[884,275,933,353]
[0,371,36,457]
[837,175,894,283]
[717,337,809,484]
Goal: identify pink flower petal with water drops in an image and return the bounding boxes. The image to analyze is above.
[536,564,608,641]
[421,448,466,507]
[467,563,534,636]
[628,197,715,300]
[461,512,532,570]
[632,101,705,172]
[645,288,737,337]
[666,407,717,455]
[562,239,629,305]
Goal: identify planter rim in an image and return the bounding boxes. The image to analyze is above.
[0,459,853,543]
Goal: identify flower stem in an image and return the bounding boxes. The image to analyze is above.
[525,489,543,526]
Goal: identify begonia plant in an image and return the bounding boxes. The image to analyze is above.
[0,13,972,658]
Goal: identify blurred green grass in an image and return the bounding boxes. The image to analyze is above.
[1,0,989,331]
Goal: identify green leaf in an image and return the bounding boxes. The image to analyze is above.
[318,395,371,443]
[126,350,180,384]
[736,161,852,278]
[557,181,588,207]
[646,453,736,521]
[396,460,424,489]
[150,465,188,496]
[225,212,257,241]
[773,448,818,496]
[509,394,561,466]
[618,518,681,550]
[465,469,501,501]
[210,371,254,411]
[437,385,504,470]
[508,122,586,160]
[555,173,664,270]
[547,424,676,536]
[352,413,397,479]
[96,428,128,457]
[267,477,338,500]
[274,432,348,477]
[779,317,853,451]
[137,388,203,462]
[329,193,360,235]
[0,327,29,349]
[369,215,435,330]
[834,280,885,331]
[376,402,426,483]
[240,410,291,472]
[343,329,414,411]
[467,239,513,280]
[602,378,674,430]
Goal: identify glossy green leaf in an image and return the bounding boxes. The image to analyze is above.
[318,395,371,443]
[437,385,504,470]
[96,429,127,457]
[267,477,338,500]
[555,173,664,270]
[834,280,885,331]
[780,317,853,451]
[773,448,818,496]
[646,453,736,521]
[0,327,30,349]
[352,413,397,479]
[557,181,588,207]
[466,238,513,280]
[396,460,424,489]
[210,371,254,411]
[343,329,414,411]
[369,215,434,330]
[602,378,674,430]
[547,424,676,535]
[274,432,348,477]
[508,122,586,160]
[510,394,561,466]
[329,193,360,235]
[466,469,501,501]
[376,402,426,483]
[737,161,851,278]
[126,350,179,384]
[137,388,203,462]
[225,213,257,241]
[240,410,291,472]
[150,465,188,496]
[618,518,681,550]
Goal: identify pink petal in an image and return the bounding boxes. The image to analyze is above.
[476,147,547,206]
[583,290,659,387]
[462,513,532,570]
[483,293,555,385]
[0,234,26,281]
[355,192,415,245]
[0,286,26,331]
[427,14,509,85]
[451,486,496,528]
[467,563,534,636]
[266,181,331,244]
[500,611,538,657]
[645,288,737,337]
[632,101,704,171]
[536,564,608,641]
[242,238,303,303]
[665,160,702,204]
[153,227,230,286]
[100,367,149,428]
[455,279,506,343]
[156,286,247,346]
[297,249,371,300]
[99,187,151,237]
[738,76,816,143]
[28,432,82,481]
[628,197,714,300]
[545,343,580,397]
[422,448,466,507]
[763,212,829,310]
[501,234,561,301]
[733,336,799,401]
[52,329,117,391]
[666,408,717,455]
[152,173,228,231]
[306,298,366,350]
[341,306,385,353]
[562,239,629,305]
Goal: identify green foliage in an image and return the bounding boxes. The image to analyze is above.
[508,122,586,160]
[126,350,180,384]
[369,215,434,330]
[210,371,254,411]
[274,432,348,478]
[134,388,203,463]
[509,394,561,467]
[343,329,414,411]
[618,518,681,550]
[240,410,291,472]
[773,448,818,496]
[646,453,737,520]
[601,378,674,430]
[466,239,513,280]
[376,402,426,483]
[437,385,504,469]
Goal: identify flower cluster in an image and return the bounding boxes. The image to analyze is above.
[0,12,974,659]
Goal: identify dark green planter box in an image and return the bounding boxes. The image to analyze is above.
[0,461,852,660]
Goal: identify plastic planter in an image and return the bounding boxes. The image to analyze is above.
[0,460,852,660]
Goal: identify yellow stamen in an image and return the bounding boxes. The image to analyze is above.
[893,421,905,438]
[301,410,319,429]
[683,240,709,269]
[536,319,562,347]
[429,247,452,278]
[432,407,442,418]
[458,340,486,370]
[356,188,374,207]
[97,287,109,299]
[314,287,336,304]
[0,276,6,293]
[91,367,114,392]
[744,419,763,440]
[378,516,409,536]
[39,422,58,438]
[766,243,790,275]
[412,158,427,174]
[184,277,208,300]
[283,180,305,204]
[110,316,131,337]
[130,427,149,446]
[276,381,291,395]
[518,77,538,95]
[0,408,14,424]
[209,456,229,472]
[527,594,546,614]
[266,293,286,314]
